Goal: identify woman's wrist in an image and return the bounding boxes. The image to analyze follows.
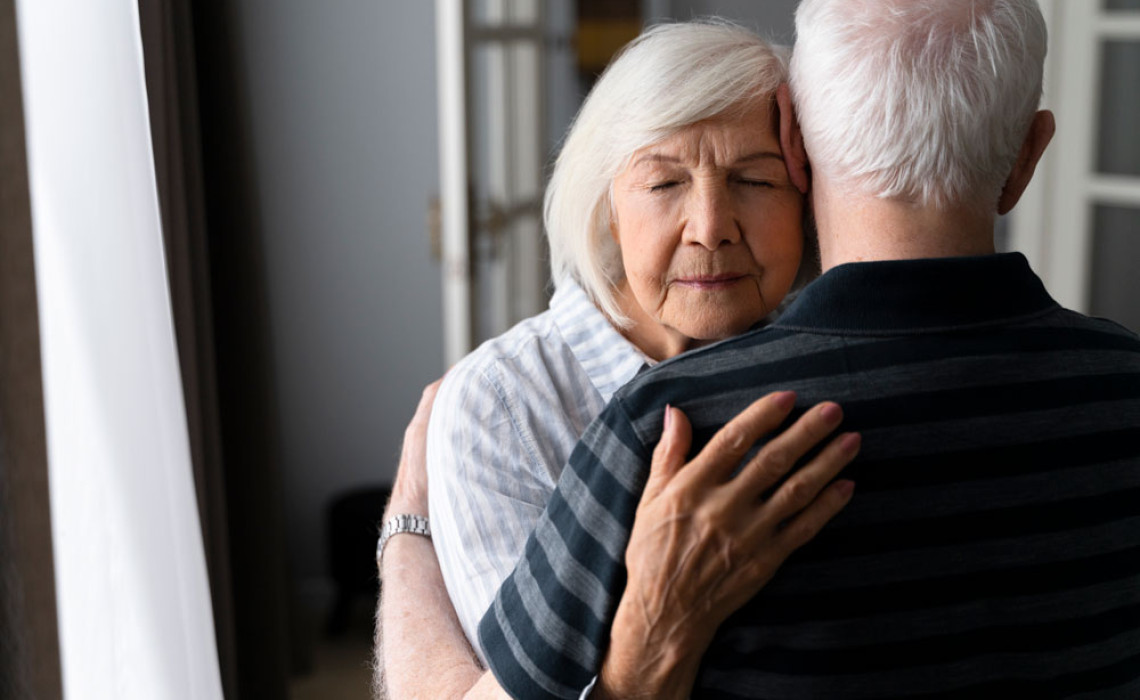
[383,504,428,521]
[382,480,430,522]
[380,529,436,576]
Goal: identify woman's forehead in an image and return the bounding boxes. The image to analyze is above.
[629,114,782,169]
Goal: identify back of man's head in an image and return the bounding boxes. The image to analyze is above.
[790,0,1046,212]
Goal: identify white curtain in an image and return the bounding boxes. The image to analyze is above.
[14,0,223,698]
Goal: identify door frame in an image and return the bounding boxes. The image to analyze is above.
[1010,0,1140,312]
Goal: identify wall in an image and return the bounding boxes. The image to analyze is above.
[228,1,444,591]
[666,0,799,42]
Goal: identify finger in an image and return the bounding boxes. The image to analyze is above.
[733,401,845,498]
[681,391,797,486]
[773,478,856,553]
[642,405,693,503]
[755,431,860,529]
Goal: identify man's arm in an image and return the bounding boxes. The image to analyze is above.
[479,393,859,700]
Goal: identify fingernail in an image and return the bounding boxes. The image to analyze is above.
[774,391,796,410]
[820,402,843,424]
[664,404,672,432]
[841,432,862,453]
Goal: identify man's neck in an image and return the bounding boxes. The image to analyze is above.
[812,179,997,272]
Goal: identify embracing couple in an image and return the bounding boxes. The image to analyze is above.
[378,1,1140,698]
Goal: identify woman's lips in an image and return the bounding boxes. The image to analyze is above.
[671,274,747,290]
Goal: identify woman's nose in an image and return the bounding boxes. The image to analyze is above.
[684,184,740,250]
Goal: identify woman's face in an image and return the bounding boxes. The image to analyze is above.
[610,98,804,361]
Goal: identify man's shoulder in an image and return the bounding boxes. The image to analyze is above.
[603,325,848,449]
[614,323,850,409]
[616,306,1140,402]
[1045,306,1140,345]
[619,326,794,393]
[1014,306,1140,368]
[606,306,1140,442]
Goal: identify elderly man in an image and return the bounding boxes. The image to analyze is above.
[479,0,1140,698]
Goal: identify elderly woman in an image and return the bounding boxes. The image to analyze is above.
[377,20,857,699]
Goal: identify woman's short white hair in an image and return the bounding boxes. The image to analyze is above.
[546,19,789,326]
[790,0,1047,211]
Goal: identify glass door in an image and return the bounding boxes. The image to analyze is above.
[436,0,550,365]
[1012,0,1140,330]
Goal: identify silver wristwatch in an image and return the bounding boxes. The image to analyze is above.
[376,513,432,566]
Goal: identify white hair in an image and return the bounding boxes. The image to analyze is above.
[790,0,1047,210]
[546,20,789,326]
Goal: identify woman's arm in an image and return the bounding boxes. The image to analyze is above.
[377,536,494,698]
[374,381,507,700]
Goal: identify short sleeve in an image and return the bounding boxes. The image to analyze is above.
[427,360,557,662]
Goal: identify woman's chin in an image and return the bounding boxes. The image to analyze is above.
[662,288,769,340]
[675,315,762,344]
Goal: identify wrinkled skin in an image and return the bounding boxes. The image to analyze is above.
[596,393,857,699]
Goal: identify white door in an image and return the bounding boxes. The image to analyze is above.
[436,0,550,366]
[1012,0,1140,329]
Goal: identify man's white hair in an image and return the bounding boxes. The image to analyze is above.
[546,20,789,326]
[790,0,1047,211]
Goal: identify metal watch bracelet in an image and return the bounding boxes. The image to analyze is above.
[376,513,432,567]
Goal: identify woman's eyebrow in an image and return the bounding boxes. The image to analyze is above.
[631,149,784,168]
[631,153,682,167]
[733,150,785,165]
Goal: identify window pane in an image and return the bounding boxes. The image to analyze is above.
[510,42,541,200]
[471,0,503,26]
[1097,41,1140,177]
[1090,205,1140,332]
[1105,0,1140,10]
[509,0,540,24]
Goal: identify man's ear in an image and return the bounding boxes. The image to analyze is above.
[777,83,810,195]
[997,110,1056,215]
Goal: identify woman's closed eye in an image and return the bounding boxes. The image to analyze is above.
[649,180,682,192]
[736,177,776,189]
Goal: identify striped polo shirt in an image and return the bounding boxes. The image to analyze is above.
[479,253,1140,699]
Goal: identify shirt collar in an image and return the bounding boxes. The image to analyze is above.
[551,281,650,403]
[774,253,1059,335]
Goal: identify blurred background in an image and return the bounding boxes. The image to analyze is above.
[175,0,1139,697]
[5,1,1133,699]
